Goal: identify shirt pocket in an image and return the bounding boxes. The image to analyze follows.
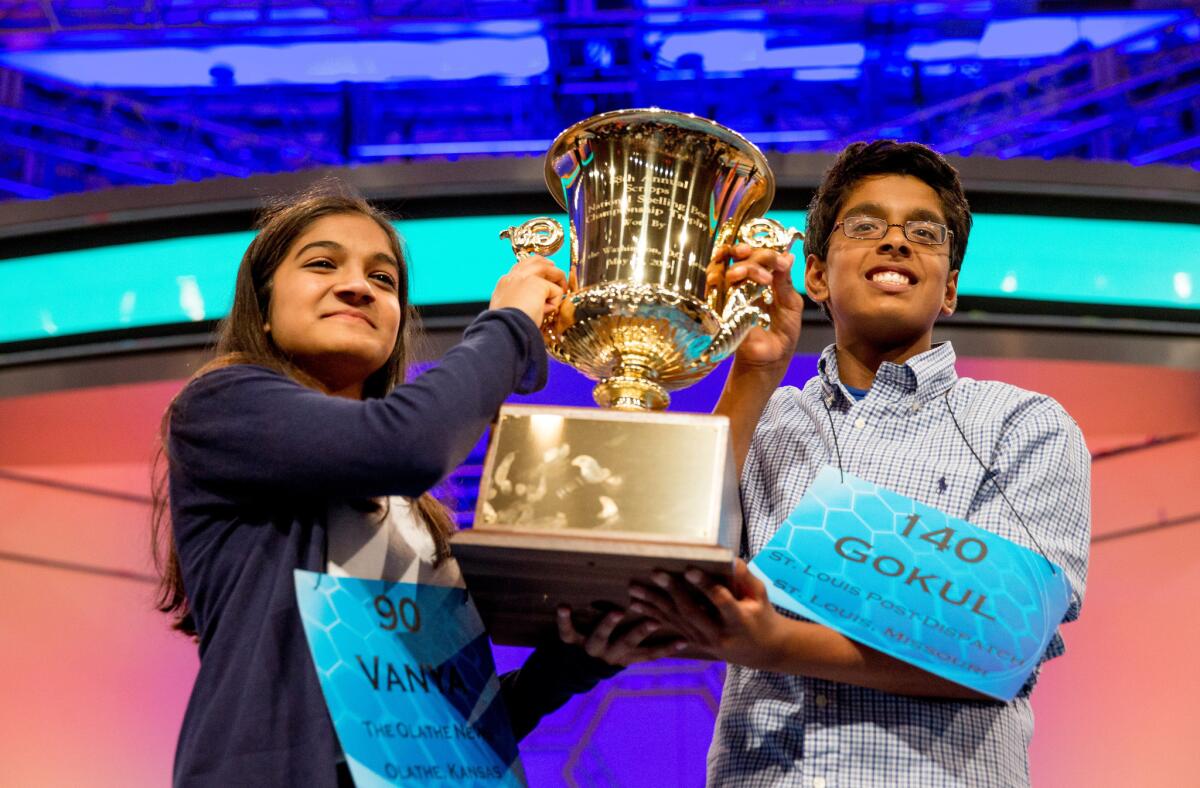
[861,447,987,522]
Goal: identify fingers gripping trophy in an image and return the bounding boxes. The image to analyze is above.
[452,109,802,645]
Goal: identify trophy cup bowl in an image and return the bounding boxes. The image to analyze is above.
[504,108,801,411]
[454,109,802,645]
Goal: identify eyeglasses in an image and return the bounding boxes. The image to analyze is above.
[832,215,951,246]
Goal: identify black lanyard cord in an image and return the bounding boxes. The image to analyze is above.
[817,382,1057,574]
[820,393,846,484]
[942,388,1058,574]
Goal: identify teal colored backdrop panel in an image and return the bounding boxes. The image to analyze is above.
[0,216,556,345]
[1,212,1197,344]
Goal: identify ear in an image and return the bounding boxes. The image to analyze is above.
[804,254,830,305]
[941,268,959,316]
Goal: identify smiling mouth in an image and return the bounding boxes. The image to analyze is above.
[326,311,374,327]
[866,267,917,288]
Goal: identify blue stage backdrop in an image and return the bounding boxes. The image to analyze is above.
[1,4,1196,200]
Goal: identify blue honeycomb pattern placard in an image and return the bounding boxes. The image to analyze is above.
[749,466,1072,701]
[294,570,525,787]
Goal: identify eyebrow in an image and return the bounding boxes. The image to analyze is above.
[842,202,946,224]
[295,240,399,271]
[908,207,946,223]
[841,202,885,218]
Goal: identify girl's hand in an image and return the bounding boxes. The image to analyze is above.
[627,559,790,671]
[490,256,567,325]
[556,606,689,667]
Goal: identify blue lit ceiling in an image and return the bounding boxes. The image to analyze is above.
[0,1,1197,200]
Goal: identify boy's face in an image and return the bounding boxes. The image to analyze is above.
[806,173,958,350]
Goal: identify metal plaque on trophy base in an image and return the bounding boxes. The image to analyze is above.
[452,405,741,645]
[451,108,803,646]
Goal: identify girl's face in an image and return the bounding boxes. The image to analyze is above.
[265,213,403,397]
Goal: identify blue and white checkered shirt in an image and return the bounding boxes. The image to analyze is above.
[709,342,1091,787]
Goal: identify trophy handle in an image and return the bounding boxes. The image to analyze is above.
[500,217,570,352]
[700,218,804,366]
[500,217,566,260]
[732,218,804,312]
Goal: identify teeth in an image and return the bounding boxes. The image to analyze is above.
[872,271,911,285]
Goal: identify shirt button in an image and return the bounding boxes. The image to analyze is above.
[853,417,865,429]
[814,693,828,708]
[910,402,921,412]
[813,778,827,788]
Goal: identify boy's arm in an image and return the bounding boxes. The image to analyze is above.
[634,394,1091,702]
[964,396,1091,667]
[715,361,789,479]
[712,245,803,475]
[632,561,991,701]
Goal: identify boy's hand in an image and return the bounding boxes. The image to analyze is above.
[712,244,804,474]
[628,562,996,700]
[627,559,790,672]
[710,243,804,372]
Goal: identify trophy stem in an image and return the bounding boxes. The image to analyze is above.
[593,358,669,411]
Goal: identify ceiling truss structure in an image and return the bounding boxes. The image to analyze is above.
[0,65,339,199]
[0,2,1197,200]
[831,20,1200,167]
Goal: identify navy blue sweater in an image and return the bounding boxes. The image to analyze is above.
[168,309,616,787]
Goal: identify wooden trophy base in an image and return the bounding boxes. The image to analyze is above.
[453,405,741,647]
[452,530,735,645]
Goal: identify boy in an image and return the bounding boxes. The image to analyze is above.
[629,141,1091,786]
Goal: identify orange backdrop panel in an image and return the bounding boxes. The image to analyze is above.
[1,357,1197,785]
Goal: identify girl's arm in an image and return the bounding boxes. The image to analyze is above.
[499,641,623,741]
[170,308,545,499]
[501,606,697,740]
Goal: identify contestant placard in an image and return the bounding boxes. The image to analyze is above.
[294,570,525,787]
[749,466,1072,700]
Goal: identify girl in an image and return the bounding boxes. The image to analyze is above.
[152,187,672,787]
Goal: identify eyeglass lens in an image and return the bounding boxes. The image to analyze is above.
[841,216,947,245]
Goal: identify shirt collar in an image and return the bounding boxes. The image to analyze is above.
[817,341,958,405]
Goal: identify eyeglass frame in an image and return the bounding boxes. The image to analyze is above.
[830,215,953,247]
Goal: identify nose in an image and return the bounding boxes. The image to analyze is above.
[875,224,912,257]
[333,271,376,304]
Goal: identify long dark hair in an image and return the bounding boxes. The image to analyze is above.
[151,184,456,636]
